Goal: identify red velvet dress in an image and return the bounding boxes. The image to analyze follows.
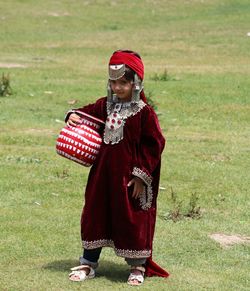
[68,97,169,277]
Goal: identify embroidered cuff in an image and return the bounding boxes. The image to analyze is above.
[132,167,152,186]
[132,167,153,210]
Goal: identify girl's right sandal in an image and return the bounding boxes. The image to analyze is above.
[69,264,95,282]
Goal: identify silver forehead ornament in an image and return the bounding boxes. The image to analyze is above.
[109,64,125,80]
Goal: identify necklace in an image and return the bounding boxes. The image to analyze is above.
[104,100,146,144]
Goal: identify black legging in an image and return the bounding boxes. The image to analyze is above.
[82,248,147,267]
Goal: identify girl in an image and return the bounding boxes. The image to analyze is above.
[66,50,169,286]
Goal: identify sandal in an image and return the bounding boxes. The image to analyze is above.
[127,265,145,286]
[69,264,95,282]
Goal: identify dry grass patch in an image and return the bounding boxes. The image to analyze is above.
[0,63,27,68]
[209,233,250,248]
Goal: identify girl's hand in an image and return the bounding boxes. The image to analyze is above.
[67,113,82,127]
[127,177,145,199]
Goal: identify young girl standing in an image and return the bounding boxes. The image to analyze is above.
[66,50,169,286]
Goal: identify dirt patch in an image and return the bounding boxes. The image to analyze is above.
[209,233,250,248]
[48,12,70,17]
[0,63,27,68]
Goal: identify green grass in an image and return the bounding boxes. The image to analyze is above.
[0,0,249,290]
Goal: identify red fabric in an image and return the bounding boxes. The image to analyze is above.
[64,51,169,278]
[79,98,165,253]
[72,97,169,278]
[145,257,170,277]
[109,50,144,80]
[109,50,147,103]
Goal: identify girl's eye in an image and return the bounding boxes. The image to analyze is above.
[110,79,128,86]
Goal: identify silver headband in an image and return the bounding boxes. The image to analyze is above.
[109,64,125,80]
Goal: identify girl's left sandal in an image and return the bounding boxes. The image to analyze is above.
[127,266,145,286]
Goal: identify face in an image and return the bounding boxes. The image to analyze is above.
[110,76,133,102]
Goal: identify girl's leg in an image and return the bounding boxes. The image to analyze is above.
[80,247,102,269]
[125,258,146,267]
[125,258,147,286]
[69,248,102,282]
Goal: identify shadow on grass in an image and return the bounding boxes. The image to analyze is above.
[43,259,127,282]
[97,260,127,282]
[43,259,79,273]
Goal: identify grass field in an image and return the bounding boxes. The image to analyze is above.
[0,0,249,290]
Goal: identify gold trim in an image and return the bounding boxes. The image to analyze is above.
[82,239,151,258]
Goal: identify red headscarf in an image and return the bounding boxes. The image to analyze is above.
[109,50,147,102]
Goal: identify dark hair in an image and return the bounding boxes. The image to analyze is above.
[124,66,135,82]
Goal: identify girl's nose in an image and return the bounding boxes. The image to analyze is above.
[114,84,121,91]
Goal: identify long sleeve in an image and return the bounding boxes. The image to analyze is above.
[132,106,165,210]
[65,97,107,122]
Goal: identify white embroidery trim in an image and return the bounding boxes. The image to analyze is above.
[82,239,151,258]
[104,100,146,145]
[132,167,153,210]
[106,100,146,117]
[132,167,152,186]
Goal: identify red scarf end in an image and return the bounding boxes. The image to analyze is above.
[145,257,170,278]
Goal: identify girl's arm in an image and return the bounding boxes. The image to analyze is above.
[136,106,165,175]
[131,106,165,209]
[65,97,107,124]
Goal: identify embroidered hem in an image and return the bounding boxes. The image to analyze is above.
[132,167,153,210]
[82,239,151,258]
